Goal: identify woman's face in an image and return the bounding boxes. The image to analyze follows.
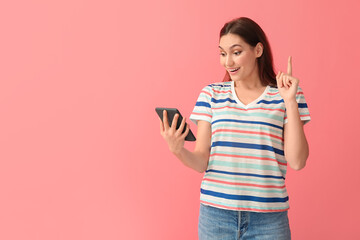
[219,33,262,82]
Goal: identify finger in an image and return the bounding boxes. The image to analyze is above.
[163,110,170,130]
[177,116,186,136]
[282,74,289,89]
[280,72,285,88]
[293,76,299,86]
[287,56,292,76]
[287,75,299,87]
[276,71,283,88]
[171,113,179,131]
[160,119,164,134]
[285,76,291,88]
[181,122,190,139]
[282,78,287,89]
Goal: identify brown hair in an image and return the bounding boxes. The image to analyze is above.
[220,17,277,87]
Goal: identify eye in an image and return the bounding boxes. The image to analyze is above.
[234,51,242,55]
[219,52,226,57]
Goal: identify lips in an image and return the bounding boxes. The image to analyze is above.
[228,67,240,74]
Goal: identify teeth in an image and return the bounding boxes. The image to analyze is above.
[230,68,240,72]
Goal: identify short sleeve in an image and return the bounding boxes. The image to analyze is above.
[189,85,213,125]
[284,86,311,125]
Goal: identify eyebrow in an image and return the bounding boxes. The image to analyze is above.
[218,44,243,50]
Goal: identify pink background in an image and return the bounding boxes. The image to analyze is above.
[1,0,359,239]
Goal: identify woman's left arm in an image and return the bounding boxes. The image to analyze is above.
[283,100,309,170]
[277,56,309,171]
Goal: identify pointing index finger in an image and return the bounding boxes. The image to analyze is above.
[287,56,292,76]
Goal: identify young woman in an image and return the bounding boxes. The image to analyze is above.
[159,17,310,240]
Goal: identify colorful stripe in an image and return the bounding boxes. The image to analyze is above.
[212,119,283,130]
[201,188,289,202]
[206,169,285,179]
[212,141,284,156]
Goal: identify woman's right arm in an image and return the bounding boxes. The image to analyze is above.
[160,110,211,173]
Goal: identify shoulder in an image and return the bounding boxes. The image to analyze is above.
[203,81,232,93]
[267,85,304,98]
[296,85,305,94]
[266,85,282,100]
[209,81,232,88]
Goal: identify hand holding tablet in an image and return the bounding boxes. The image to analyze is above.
[156,107,196,142]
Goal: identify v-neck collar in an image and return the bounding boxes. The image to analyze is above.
[231,81,269,109]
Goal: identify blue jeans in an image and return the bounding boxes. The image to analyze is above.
[198,203,291,240]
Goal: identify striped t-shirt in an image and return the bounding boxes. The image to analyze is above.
[189,81,311,212]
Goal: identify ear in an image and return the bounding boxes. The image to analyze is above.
[255,42,263,58]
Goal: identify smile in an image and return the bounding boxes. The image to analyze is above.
[228,67,240,74]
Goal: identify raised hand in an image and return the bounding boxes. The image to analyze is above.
[276,56,299,102]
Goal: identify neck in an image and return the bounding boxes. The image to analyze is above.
[233,72,264,89]
[233,63,264,89]
[234,79,263,89]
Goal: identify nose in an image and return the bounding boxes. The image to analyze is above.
[225,55,234,67]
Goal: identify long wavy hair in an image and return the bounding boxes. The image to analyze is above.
[220,17,277,87]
